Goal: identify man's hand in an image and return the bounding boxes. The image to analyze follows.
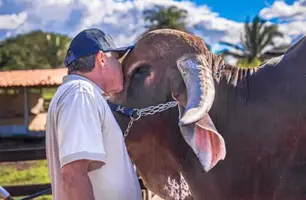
[60,159,104,200]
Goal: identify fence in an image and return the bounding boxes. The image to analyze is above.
[0,146,158,199]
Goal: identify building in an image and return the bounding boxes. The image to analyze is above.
[0,68,67,138]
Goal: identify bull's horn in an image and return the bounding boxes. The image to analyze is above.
[176,54,215,126]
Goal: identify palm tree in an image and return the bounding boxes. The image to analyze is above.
[141,5,211,51]
[220,15,285,64]
[143,5,188,32]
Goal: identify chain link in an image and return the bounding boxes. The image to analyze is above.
[124,118,135,138]
[139,101,178,117]
[124,101,178,138]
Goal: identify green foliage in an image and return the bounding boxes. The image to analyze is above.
[237,57,262,68]
[42,88,56,100]
[141,5,212,51]
[0,30,71,70]
[220,15,286,64]
[143,5,188,32]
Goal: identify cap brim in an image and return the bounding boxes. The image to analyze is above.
[111,45,134,58]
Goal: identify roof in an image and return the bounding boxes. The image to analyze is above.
[0,68,67,88]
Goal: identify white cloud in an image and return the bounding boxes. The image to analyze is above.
[259,0,306,40]
[278,21,306,36]
[0,0,245,51]
[0,0,303,53]
[260,0,306,21]
[10,0,77,33]
[0,12,27,30]
[70,0,244,49]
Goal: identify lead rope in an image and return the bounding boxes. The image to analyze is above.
[123,101,178,138]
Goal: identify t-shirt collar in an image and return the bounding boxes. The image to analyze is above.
[62,74,105,96]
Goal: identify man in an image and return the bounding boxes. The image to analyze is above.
[45,28,142,200]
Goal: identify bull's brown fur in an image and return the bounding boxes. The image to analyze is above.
[111,29,306,200]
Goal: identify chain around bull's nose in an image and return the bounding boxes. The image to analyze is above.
[123,101,178,138]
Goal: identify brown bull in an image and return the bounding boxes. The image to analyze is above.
[109,29,306,200]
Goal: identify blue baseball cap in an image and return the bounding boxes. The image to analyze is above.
[64,28,134,66]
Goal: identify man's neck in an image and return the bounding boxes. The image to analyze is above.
[70,71,106,91]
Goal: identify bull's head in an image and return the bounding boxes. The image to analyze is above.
[109,29,226,199]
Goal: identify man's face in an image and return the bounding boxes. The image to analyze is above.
[103,51,124,93]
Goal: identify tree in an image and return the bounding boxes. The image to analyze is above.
[45,33,71,68]
[141,5,212,50]
[143,5,188,32]
[0,30,71,70]
[220,15,285,65]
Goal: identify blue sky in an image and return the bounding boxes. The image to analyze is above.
[191,0,270,21]
[190,0,296,21]
[0,0,304,55]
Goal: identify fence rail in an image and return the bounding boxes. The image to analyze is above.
[0,147,45,162]
[3,180,147,197]
[0,145,157,199]
[4,184,51,197]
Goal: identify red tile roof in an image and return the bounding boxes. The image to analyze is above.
[0,68,67,88]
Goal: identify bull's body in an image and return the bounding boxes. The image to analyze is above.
[111,29,306,200]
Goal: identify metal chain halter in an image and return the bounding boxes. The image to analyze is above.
[123,101,178,138]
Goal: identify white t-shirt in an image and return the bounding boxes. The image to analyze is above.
[46,74,142,200]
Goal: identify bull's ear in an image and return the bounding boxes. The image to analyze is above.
[178,105,226,172]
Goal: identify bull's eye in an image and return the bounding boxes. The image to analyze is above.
[128,64,152,96]
[130,65,151,80]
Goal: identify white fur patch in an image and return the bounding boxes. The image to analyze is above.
[163,173,192,200]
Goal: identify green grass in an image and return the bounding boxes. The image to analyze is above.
[0,160,52,200]
[0,160,50,185]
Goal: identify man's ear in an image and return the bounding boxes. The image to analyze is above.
[95,51,106,69]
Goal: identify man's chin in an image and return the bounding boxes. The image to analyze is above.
[108,86,123,94]
[116,85,124,93]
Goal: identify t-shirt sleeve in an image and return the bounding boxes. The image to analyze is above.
[57,90,106,168]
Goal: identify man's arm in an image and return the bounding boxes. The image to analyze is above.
[61,159,103,200]
[56,90,107,200]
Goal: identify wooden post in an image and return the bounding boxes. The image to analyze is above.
[24,87,29,127]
